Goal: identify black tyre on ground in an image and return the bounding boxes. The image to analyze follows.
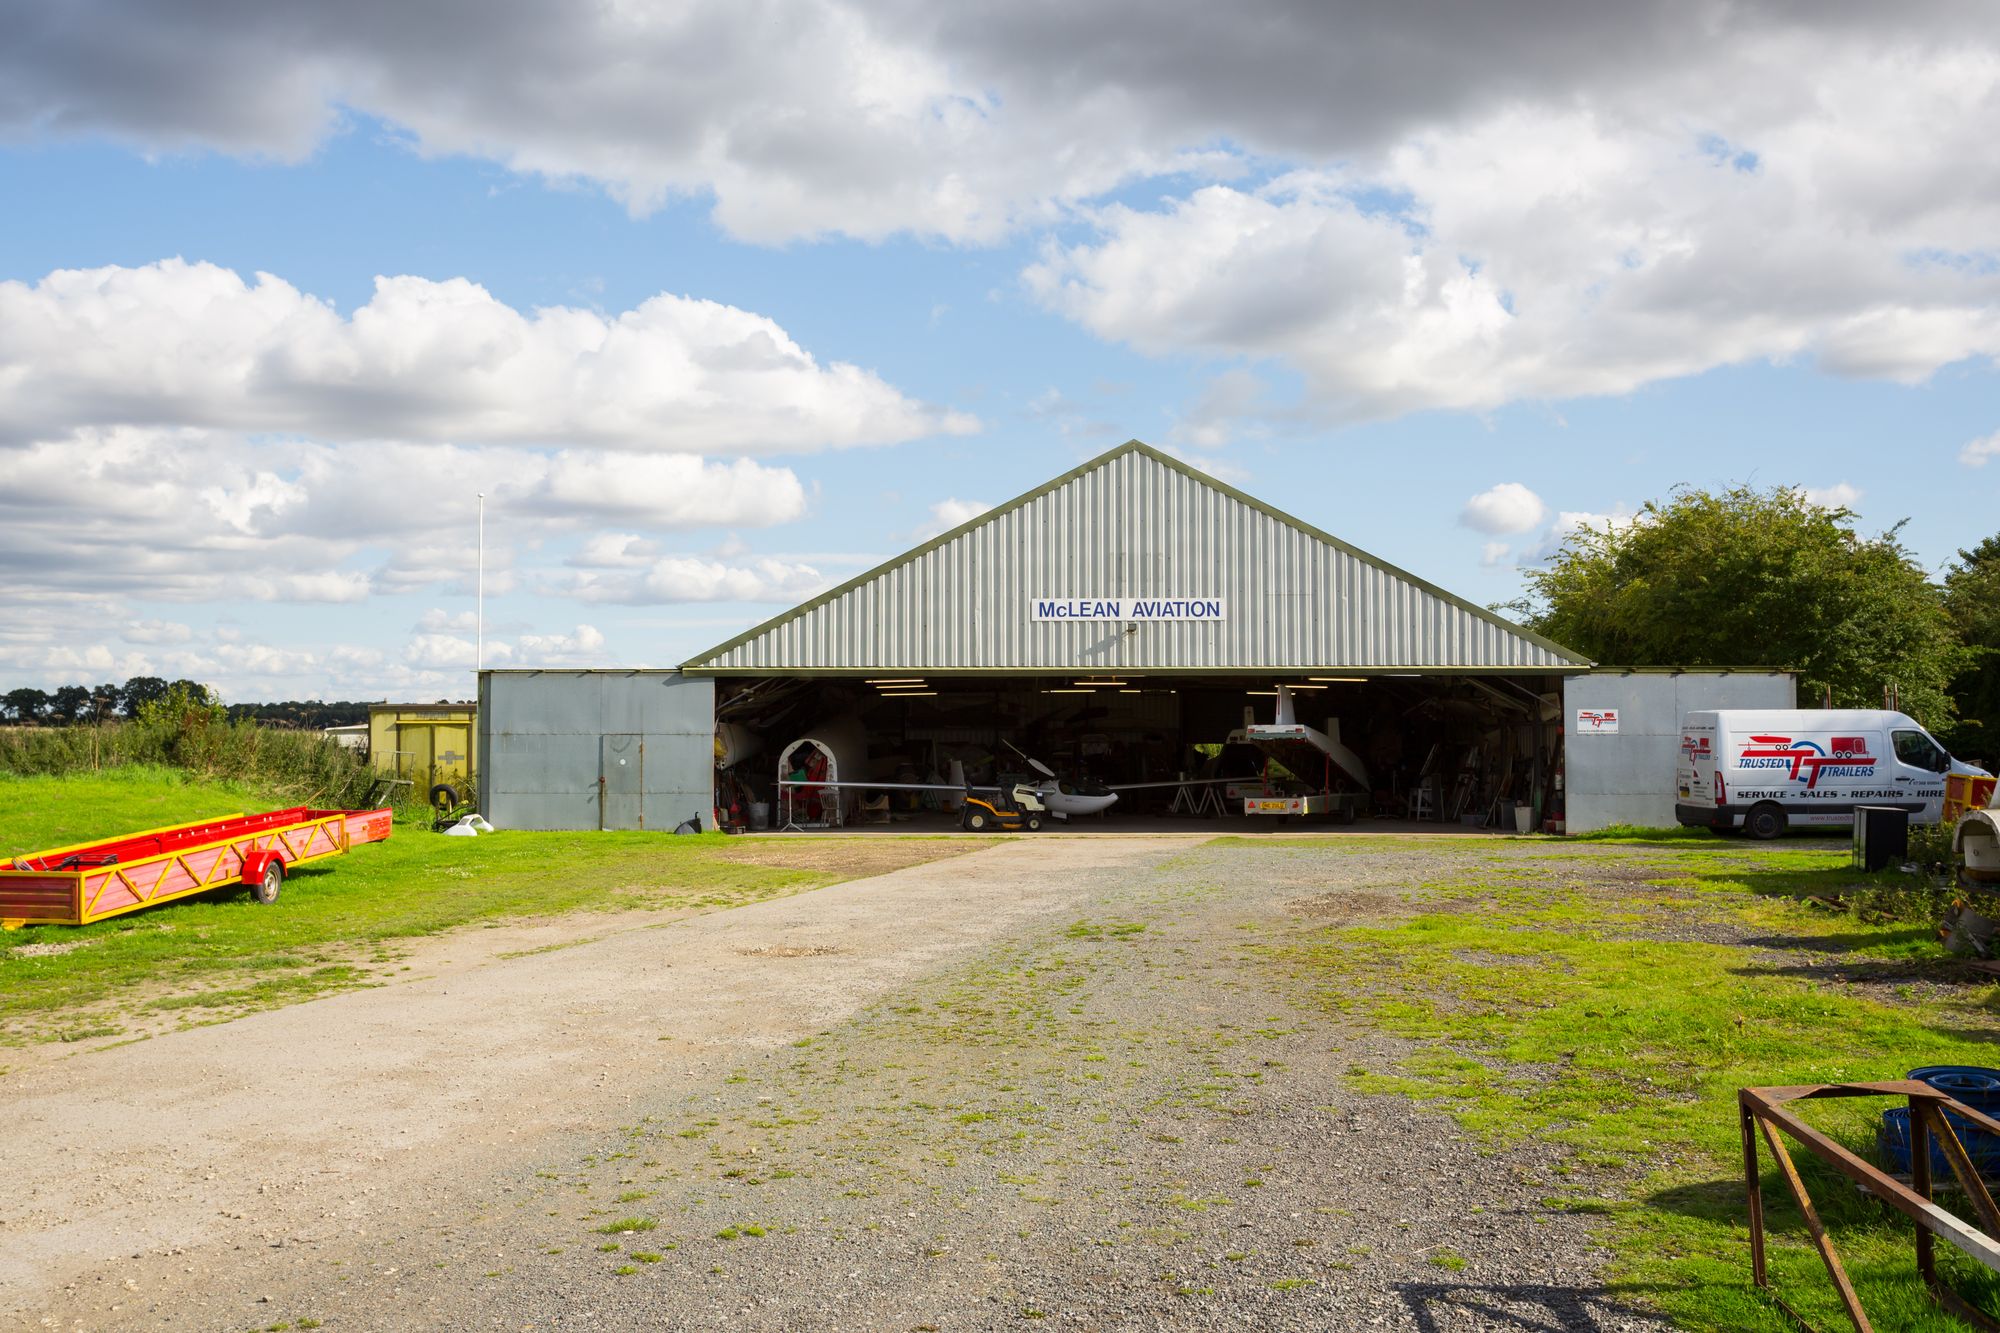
[1024,815,1043,832]
[250,860,283,905]
[1743,803,1788,841]
[966,810,989,831]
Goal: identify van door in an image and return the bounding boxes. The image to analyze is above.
[1675,718,1720,826]
[1890,728,1952,823]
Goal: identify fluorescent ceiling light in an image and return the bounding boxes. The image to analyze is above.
[880,690,937,697]
[866,678,925,685]
[1043,688,1095,694]
[1309,677,1367,683]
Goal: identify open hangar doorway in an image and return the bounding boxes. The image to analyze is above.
[709,670,1569,834]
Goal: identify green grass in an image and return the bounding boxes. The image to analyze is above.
[1563,823,1737,843]
[1,765,284,851]
[0,767,937,1045]
[594,1217,658,1234]
[1276,842,2000,1330]
[1564,824,1851,846]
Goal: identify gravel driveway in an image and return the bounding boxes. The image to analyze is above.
[6,835,1673,1331]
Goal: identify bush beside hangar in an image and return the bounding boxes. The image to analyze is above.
[479,440,1790,833]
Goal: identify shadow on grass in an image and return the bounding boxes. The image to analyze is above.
[1737,927,1937,953]
[1394,1279,1674,1330]
[1644,1176,1747,1225]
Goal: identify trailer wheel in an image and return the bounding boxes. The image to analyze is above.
[1744,803,1788,841]
[250,860,283,905]
[429,783,460,811]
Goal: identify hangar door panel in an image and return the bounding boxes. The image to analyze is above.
[600,734,644,830]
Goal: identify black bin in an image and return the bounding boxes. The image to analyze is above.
[1853,804,1910,871]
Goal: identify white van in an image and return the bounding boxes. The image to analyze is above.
[1676,709,1989,839]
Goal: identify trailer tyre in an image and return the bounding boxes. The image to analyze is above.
[251,860,283,905]
[429,783,460,811]
[1744,803,1788,841]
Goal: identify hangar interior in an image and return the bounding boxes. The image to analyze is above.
[709,669,1569,832]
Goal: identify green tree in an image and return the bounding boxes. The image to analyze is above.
[1943,534,2000,763]
[3,687,48,724]
[120,675,168,718]
[49,684,91,723]
[1512,485,1962,728]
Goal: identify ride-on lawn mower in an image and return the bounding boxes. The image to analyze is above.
[960,782,1050,832]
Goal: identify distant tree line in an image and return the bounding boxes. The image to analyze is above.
[0,676,373,729]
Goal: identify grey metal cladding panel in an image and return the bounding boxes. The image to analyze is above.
[1674,674,1796,714]
[641,716,717,800]
[1566,675,1679,736]
[487,733,600,794]
[1569,735,1680,797]
[488,672,606,736]
[595,676,647,734]
[712,449,1564,671]
[1568,673,1795,739]
[1568,793,1677,834]
[488,789,600,832]
[483,675,543,734]
[642,675,715,736]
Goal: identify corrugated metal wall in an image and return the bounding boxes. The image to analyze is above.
[1563,671,1797,832]
[697,446,1578,672]
[478,671,715,831]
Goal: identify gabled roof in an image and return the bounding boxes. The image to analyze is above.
[684,440,1590,674]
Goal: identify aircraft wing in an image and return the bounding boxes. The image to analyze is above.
[776,778,1003,793]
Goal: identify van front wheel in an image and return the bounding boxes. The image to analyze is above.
[1744,803,1788,841]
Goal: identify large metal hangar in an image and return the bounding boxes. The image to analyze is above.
[479,441,1790,834]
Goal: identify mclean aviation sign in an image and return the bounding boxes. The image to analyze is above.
[1031,598,1226,622]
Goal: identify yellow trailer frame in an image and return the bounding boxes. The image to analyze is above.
[0,807,390,929]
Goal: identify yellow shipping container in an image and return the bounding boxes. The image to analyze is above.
[368,704,477,798]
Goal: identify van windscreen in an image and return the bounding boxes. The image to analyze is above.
[1892,730,1948,773]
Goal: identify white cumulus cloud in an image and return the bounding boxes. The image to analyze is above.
[1962,431,2000,467]
[1459,482,1548,536]
[549,552,831,605]
[1803,482,1863,509]
[0,260,974,452]
[913,498,993,540]
[121,619,193,645]
[1521,508,1641,564]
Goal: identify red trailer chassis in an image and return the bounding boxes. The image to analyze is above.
[0,806,392,928]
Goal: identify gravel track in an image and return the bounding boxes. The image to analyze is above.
[7,835,1684,1331]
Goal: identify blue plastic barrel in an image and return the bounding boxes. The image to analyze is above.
[1878,1107,2000,1178]
[1879,1067,2000,1179]
[1907,1066,2000,1113]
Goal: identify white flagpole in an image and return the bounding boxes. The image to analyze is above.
[476,493,486,674]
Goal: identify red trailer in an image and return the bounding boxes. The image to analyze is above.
[0,806,393,929]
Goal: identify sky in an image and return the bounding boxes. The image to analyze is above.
[0,0,1996,702]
